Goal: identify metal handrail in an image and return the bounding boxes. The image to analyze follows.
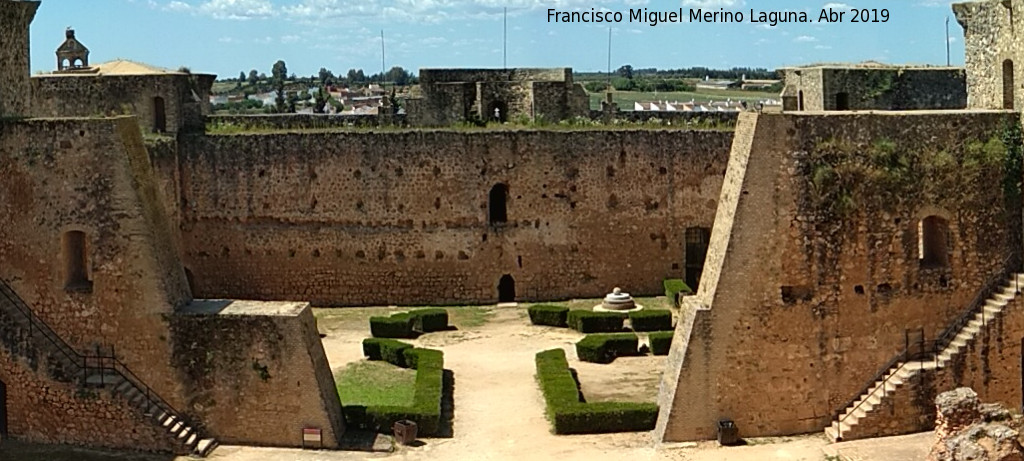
[0,277,200,435]
[934,253,1017,354]
[0,280,83,372]
[834,253,1020,440]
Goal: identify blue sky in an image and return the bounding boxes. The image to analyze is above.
[30,0,964,78]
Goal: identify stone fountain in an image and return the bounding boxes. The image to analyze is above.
[593,287,644,313]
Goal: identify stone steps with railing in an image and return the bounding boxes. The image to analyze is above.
[825,272,1024,442]
[0,279,217,457]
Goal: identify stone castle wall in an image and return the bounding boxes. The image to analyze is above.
[955,0,1018,110]
[0,1,38,117]
[657,110,1019,441]
[170,301,344,448]
[166,129,733,306]
[31,73,214,134]
[782,67,966,111]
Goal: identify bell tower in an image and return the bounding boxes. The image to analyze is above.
[0,0,41,117]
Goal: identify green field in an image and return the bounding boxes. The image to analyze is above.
[588,89,779,111]
[335,360,417,407]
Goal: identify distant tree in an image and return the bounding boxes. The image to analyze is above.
[272,60,288,82]
[318,67,335,85]
[248,69,259,85]
[239,71,246,82]
[617,65,634,80]
[313,86,329,114]
[259,72,267,80]
[385,66,413,86]
[347,68,366,83]
[275,80,286,113]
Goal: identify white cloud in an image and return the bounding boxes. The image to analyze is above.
[795,35,818,42]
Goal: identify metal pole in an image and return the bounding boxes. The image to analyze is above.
[503,7,507,69]
[381,30,386,89]
[946,17,951,67]
[607,27,612,86]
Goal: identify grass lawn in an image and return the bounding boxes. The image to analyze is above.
[335,360,417,407]
[589,89,778,111]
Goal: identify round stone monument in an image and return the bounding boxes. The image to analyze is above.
[593,287,644,313]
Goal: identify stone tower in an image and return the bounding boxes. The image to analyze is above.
[0,0,40,117]
[57,28,90,71]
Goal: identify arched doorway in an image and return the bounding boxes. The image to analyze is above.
[835,92,850,111]
[153,96,167,133]
[798,90,805,111]
[0,379,7,440]
[498,275,516,303]
[1004,60,1015,110]
[487,101,509,123]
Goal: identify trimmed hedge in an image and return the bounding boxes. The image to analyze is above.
[575,333,639,364]
[649,332,674,356]
[361,338,413,365]
[567,310,626,333]
[629,310,673,332]
[663,279,693,308]
[369,313,417,339]
[529,304,570,327]
[535,349,659,434]
[410,309,449,333]
[346,348,445,436]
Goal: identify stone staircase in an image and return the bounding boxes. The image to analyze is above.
[825,273,1024,442]
[0,279,217,457]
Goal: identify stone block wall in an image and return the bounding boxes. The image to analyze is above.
[955,0,1018,110]
[167,129,732,306]
[0,0,38,117]
[782,67,967,111]
[31,73,214,134]
[0,117,191,411]
[656,110,1019,442]
[169,301,345,448]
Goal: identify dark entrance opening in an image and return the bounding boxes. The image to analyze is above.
[685,227,711,291]
[489,184,508,225]
[487,101,508,123]
[835,92,850,110]
[62,231,92,292]
[1005,60,1016,110]
[498,274,516,303]
[154,96,167,133]
[798,90,805,111]
[919,216,950,268]
[184,267,196,294]
[0,379,7,440]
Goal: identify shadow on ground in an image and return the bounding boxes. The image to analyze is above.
[0,440,175,461]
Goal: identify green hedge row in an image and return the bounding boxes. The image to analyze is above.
[629,310,673,332]
[649,332,674,356]
[575,334,639,364]
[529,304,570,327]
[369,309,450,338]
[346,348,445,436]
[567,310,626,333]
[362,338,414,366]
[535,349,658,434]
[663,279,693,308]
[370,313,417,339]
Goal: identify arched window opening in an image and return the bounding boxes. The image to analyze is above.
[489,183,508,225]
[488,101,509,123]
[63,231,92,292]
[498,274,516,303]
[1004,59,1015,110]
[153,96,167,133]
[919,216,950,268]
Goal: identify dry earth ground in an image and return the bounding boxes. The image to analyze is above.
[1,301,936,460]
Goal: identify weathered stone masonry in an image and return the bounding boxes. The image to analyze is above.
[168,129,732,306]
[657,110,1020,441]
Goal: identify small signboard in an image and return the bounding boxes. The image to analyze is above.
[301,427,322,449]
